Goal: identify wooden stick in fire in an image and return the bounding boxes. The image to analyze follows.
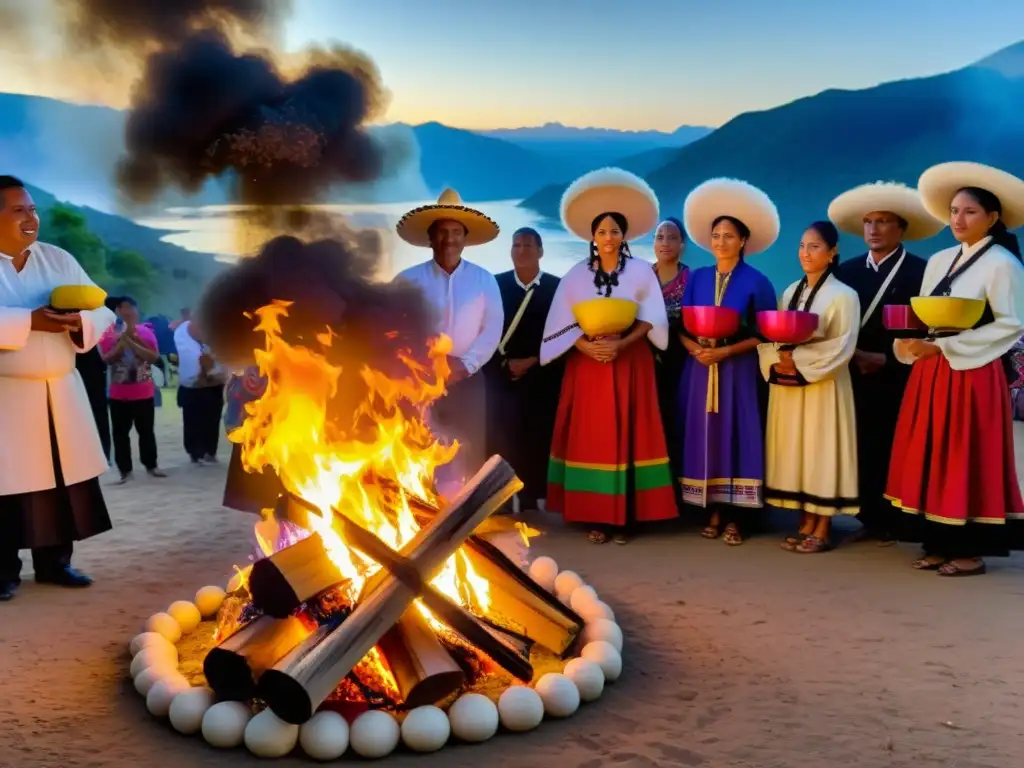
[266,488,583,657]
[377,609,466,708]
[256,455,523,724]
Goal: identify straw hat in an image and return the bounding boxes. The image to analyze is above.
[396,188,499,247]
[827,182,944,241]
[560,167,660,242]
[683,178,779,256]
[918,161,1024,230]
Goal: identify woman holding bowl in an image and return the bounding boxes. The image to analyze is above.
[758,221,861,553]
[678,178,778,545]
[541,168,678,544]
[885,162,1024,576]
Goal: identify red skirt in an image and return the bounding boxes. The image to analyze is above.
[885,355,1024,556]
[547,340,678,527]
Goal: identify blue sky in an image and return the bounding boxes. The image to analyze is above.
[280,0,1024,129]
[5,0,1024,130]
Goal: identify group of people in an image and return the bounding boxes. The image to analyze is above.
[351,162,1024,580]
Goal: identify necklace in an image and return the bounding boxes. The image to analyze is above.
[589,248,628,296]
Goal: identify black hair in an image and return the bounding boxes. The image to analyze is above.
[0,175,26,209]
[788,220,840,311]
[587,211,631,296]
[426,218,469,240]
[658,216,686,243]
[512,227,543,248]
[956,186,1022,260]
[711,214,750,259]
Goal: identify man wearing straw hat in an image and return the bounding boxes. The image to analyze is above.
[829,182,942,544]
[394,189,504,493]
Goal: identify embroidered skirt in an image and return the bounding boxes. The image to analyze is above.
[885,356,1024,557]
[547,340,677,526]
[677,351,766,508]
[0,405,112,550]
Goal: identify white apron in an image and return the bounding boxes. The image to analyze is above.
[0,242,115,496]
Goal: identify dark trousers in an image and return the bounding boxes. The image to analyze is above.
[109,397,158,474]
[179,385,224,461]
[77,350,111,461]
[0,542,72,583]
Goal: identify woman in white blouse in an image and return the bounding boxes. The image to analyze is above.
[541,168,678,544]
[885,162,1024,577]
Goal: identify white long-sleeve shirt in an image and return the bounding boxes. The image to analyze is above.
[394,258,504,375]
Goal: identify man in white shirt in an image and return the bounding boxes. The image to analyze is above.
[174,319,227,465]
[394,188,503,489]
[0,176,116,600]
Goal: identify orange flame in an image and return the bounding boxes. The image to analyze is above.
[232,301,491,624]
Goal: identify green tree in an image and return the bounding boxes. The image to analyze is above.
[107,248,156,305]
[44,204,110,282]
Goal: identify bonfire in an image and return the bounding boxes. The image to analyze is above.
[127,301,625,759]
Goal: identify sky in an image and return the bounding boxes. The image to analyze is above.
[4,0,1024,131]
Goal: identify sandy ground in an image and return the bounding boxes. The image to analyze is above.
[2,400,1024,768]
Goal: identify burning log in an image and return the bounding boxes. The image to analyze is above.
[248,534,350,619]
[266,487,583,657]
[202,614,315,701]
[377,609,466,708]
[256,455,526,724]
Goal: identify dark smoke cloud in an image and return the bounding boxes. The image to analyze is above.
[196,221,440,422]
[56,0,290,52]
[118,30,386,206]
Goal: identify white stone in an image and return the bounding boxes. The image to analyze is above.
[400,706,450,753]
[299,711,350,761]
[146,674,190,717]
[202,701,252,748]
[569,585,598,614]
[194,585,227,619]
[581,641,623,682]
[563,658,605,702]
[133,666,167,697]
[145,612,182,644]
[527,556,559,592]
[349,710,400,759]
[581,618,623,652]
[244,708,299,758]
[577,599,615,623]
[169,687,214,735]
[130,646,176,678]
[497,685,544,732]
[129,631,168,657]
[553,570,584,602]
[167,600,202,634]
[448,693,499,742]
[535,672,580,718]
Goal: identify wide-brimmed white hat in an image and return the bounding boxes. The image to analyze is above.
[918,161,1024,230]
[827,181,944,241]
[396,188,499,247]
[683,178,779,256]
[560,167,659,242]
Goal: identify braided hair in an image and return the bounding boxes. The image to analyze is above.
[588,211,631,296]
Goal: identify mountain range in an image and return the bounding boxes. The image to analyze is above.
[519,41,1024,286]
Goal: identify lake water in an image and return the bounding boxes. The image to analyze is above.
[135,199,670,279]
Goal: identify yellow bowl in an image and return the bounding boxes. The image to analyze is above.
[572,297,639,337]
[909,296,986,330]
[50,285,107,311]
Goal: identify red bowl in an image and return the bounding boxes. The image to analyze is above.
[757,310,819,345]
[882,304,926,331]
[683,306,741,340]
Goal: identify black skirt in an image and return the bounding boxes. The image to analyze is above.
[223,443,284,515]
[0,405,112,550]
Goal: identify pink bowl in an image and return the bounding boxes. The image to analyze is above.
[683,306,741,340]
[882,304,926,331]
[757,310,819,345]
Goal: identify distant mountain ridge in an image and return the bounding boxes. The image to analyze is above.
[518,40,1024,289]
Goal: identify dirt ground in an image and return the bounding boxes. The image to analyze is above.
[1,401,1022,768]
